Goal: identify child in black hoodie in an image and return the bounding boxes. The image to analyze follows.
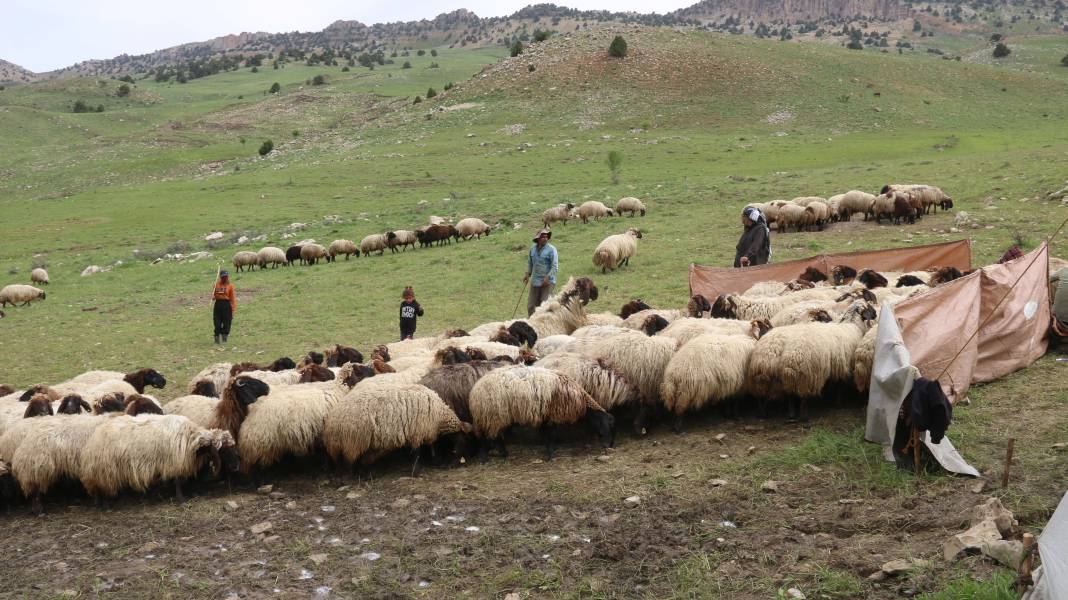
[399,286,424,341]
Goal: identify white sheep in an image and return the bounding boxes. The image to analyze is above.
[592,228,642,273]
[0,284,46,307]
[385,230,418,252]
[79,414,234,501]
[657,317,767,346]
[535,352,639,412]
[360,233,388,256]
[584,312,624,327]
[468,366,614,459]
[791,196,826,207]
[742,280,789,298]
[236,378,346,473]
[30,268,49,285]
[256,246,288,269]
[456,218,491,240]
[577,201,614,223]
[533,334,577,356]
[804,200,831,231]
[323,383,469,471]
[300,243,328,265]
[232,251,259,272]
[776,203,806,233]
[872,192,899,224]
[852,326,879,394]
[746,300,876,420]
[829,191,876,221]
[568,330,677,433]
[571,324,633,340]
[542,203,575,227]
[327,239,358,261]
[186,362,231,397]
[469,277,599,340]
[615,197,646,217]
[660,334,757,430]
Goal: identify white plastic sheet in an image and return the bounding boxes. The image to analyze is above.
[864,303,979,477]
[1027,491,1068,600]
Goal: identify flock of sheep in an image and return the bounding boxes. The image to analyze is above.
[750,185,954,232]
[0,268,50,318]
[230,217,494,271]
[0,259,969,514]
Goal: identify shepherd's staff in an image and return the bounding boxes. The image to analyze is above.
[510,278,530,320]
[209,264,220,311]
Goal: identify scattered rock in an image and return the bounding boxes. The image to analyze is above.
[880,558,931,576]
[309,553,328,565]
[224,500,239,512]
[980,539,1025,569]
[944,518,1001,561]
[802,463,822,473]
[868,571,887,582]
[969,497,1016,535]
[321,505,336,513]
[599,514,621,526]
[391,498,411,509]
[970,480,986,494]
[746,446,756,455]
[346,492,360,500]
[709,479,728,487]
[269,492,286,500]
[250,521,273,535]
[204,232,224,241]
[785,587,806,599]
[257,484,273,494]
[80,265,104,277]
[1052,443,1067,450]
[358,552,380,561]
[595,455,612,462]
[236,235,249,245]
[504,593,521,600]
[624,496,641,507]
[761,480,779,493]
[262,535,280,544]
[714,433,727,442]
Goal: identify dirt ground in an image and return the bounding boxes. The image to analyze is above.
[3,353,1065,599]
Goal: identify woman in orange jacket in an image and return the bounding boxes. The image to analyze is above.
[212,270,236,344]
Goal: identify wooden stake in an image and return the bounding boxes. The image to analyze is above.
[1002,438,1015,489]
[1020,532,1035,578]
[912,426,922,476]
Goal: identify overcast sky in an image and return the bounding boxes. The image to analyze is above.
[3,0,693,72]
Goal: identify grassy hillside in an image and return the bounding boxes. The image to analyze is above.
[0,28,1066,597]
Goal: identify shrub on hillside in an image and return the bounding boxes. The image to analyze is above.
[510,40,524,57]
[417,49,426,56]
[312,74,326,85]
[609,35,627,58]
[993,43,1011,58]
[426,87,437,98]
[444,81,454,90]
[413,96,422,104]
[402,61,412,69]
[847,39,864,50]
[269,82,281,93]
[72,100,90,113]
[431,49,438,57]
[259,140,274,156]
[606,150,623,184]
[534,30,552,42]
[116,84,131,97]
[1062,53,1068,67]
[342,66,350,72]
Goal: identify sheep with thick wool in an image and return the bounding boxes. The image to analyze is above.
[469,277,599,340]
[468,366,614,459]
[78,414,234,501]
[852,326,879,394]
[711,292,826,321]
[592,228,642,273]
[385,230,418,252]
[3,413,121,513]
[777,203,807,233]
[584,312,625,327]
[232,251,259,272]
[360,233,388,255]
[163,375,271,440]
[568,330,677,433]
[186,363,232,397]
[619,295,712,330]
[0,284,46,307]
[533,334,577,356]
[300,243,328,265]
[542,203,574,227]
[535,353,639,412]
[830,191,877,221]
[323,384,470,470]
[577,201,614,223]
[456,218,491,240]
[746,300,876,420]
[30,268,49,285]
[657,317,769,346]
[418,361,511,423]
[327,239,358,261]
[804,200,831,231]
[615,197,646,217]
[660,334,757,430]
[256,246,288,269]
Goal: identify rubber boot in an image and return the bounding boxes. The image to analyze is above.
[222,334,228,343]
[214,334,220,344]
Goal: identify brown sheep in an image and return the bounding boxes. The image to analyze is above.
[371,359,395,374]
[831,265,857,285]
[93,392,127,414]
[325,345,363,367]
[930,266,965,286]
[213,376,271,441]
[856,269,889,289]
[122,368,167,394]
[419,361,511,423]
[465,347,489,361]
[798,266,828,283]
[0,384,13,397]
[371,345,391,363]
[619,299,652,319]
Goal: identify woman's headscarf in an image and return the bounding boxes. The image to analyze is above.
[742,206,772,260]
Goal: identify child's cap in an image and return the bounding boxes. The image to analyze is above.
[402,286,414,298]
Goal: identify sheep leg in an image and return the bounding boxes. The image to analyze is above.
[30,492,44,516]
[174,478,186,503]
[633,405,651,436]
[541,424,559,461]
[671,414,684,434]
[410,447,422,477]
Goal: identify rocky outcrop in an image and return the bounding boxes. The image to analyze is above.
[676,0,911,22]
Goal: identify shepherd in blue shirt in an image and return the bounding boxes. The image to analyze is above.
[523,228,559,316]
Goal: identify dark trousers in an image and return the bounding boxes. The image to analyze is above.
[527,282,555,317]
[400,327,416,341]
[213,301,233,336]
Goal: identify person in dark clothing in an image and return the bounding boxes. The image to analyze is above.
[734,206,771,268]
[399,286,424,341]
[212,270,237,344]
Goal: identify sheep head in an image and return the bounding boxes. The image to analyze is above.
[895,275,926,288]
[269,356,296,371]
[18,384,56,403]
[191,380,218,398]
[517,348,538,365]
[709,295,738,319]
[298,364,335,383]
[641,314,669,336]
[750,319,773,339]
[231,376,269,406]
[23,394,54,418]
[339,363,375,388]
[442,328,469,339]
[573,277,598,304]
[93,392,126,414]
[930,266,964,286]
[831,265,857,285]
[0,385,11,396]
[464,347,488,361]
[57,394,92,415]
[856,269,888,289]
[628,228,643,239]
[371,345,391,362]
[584,402,616,449]
[619,299,651,319]
[687,294,712,317]
[799,266,828,283]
